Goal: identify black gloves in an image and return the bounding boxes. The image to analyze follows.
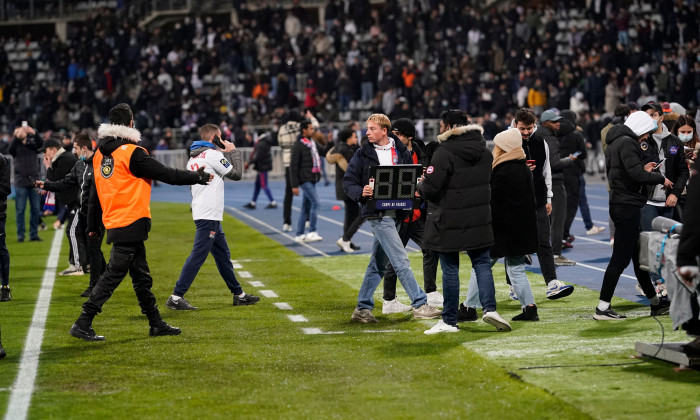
[196,166,210,185]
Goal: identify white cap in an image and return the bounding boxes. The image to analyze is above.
[624,111,655,137]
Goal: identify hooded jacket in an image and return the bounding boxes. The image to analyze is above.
[419,125,494,252]
[88,123,204,244]
[537,124,575,182]
[247,133,274,172]
[642,124,689,200]
[46,147,79,209]
[43,155,93,219]
[604,124,665,207]
[557,113,587,176]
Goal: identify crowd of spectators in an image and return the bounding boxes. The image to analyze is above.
[0,0,699,148]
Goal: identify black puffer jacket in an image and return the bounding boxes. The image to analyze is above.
[0,154,10,219]
[605,124,665,207]
[557,114,587,176]
[420,125,494,252]
[490,159,538,258]
[538,124,574,182]
[290,136,322,187]
[46,148,79,208]
[327,141,358,200]
[43,154,95,219]
[248,134,274,172]
[8,133,41,187]
[641,125,689,200]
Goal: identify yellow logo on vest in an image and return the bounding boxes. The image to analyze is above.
[100,155,114,179]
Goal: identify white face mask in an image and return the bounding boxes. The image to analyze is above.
[679,133,693,143]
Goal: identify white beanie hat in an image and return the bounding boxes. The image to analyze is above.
[493,128,522,152]
[624,111,655,137]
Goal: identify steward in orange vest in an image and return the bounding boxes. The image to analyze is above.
[70,103,211,342]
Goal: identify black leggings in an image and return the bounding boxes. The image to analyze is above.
[600,204,656,303]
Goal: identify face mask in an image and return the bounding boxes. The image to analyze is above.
[679,133,693,142]
[651,120,658,131]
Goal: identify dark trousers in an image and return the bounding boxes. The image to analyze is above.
[550,180,567,256]
[341,195,363,242]
[173,220,243,297]
[283,167,293,225]
[85,221,106,288]
[383,217,438,300]
[83,241,159,321]
[563,173,581,238]
[600,204,657,302]
[0,215,9,286]
[67,208,87,270]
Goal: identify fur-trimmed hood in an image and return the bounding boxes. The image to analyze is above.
[437,124,484,142]
[97,123,141,144]
[435,124,487,163]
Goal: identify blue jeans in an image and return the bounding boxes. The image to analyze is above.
[640,204,674,232]
[437,247,494,326]
[361,82,374,104]
[173,220,243,297]
[357,217,427,310]
[15,186,41,240]
[466,255,534,309]
[296,181,319,235]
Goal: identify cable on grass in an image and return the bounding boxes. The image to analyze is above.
[518,315,665,370]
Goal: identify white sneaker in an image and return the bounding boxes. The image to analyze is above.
[610,238,614,247]
[586,225,606,235]
[424,320,459,335]
[482,311,512,331]
[426,291,444,308]
[304,231,323,242]
[59,265,80,276]
[336,237,354,253]
[293,234,306,243]
[282,223,292,232]
[382,299,413,314]
[634,283,645,295]
[546,280,574,299]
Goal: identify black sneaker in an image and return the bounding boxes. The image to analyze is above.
[457,303,478,322]
[512,305,540,321]
[243,202,256,209]
[265,202,278,209]
[149,321,181,336]
[593,307,627,320]
[349,242,361,251]
[0,286,11,302]
[69,323,106,341]
[29,237,42,242]
[233,293,261,306]
[650,299,670,316]
[166,296,198,310]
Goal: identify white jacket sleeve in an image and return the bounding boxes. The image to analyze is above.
[543,140,552,204]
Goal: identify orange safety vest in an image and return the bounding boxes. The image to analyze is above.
[94,144,152,230]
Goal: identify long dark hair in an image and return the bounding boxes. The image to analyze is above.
[671,114,698,149]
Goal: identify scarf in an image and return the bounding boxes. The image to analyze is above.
[301,137,321,173]
[492,145,526,169]
[190,140,215,150]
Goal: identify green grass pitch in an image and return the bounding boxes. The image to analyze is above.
[0,201,698,419]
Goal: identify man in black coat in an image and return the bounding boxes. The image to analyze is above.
[40,137,86,276]
[326,129,361,253]
[596,111,673,320]
[9,124,42,242]
[290,120,323,242]
[557,110,588,247]
[420,110,511,334]
[243,132,277,210]
[514,108,575,300]
[0,153,11,302]
[343,114,441,324]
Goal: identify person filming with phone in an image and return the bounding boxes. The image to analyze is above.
[9,121,42,242]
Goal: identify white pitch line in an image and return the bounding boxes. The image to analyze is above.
[5,230,63,420]
[301,328,345,335]
[259,290,278,298]
[288,315,309,322]
[589,205,608,211]
[362,329,403,333]
[274,302,293,310]
[248,280,265,288]
[574,261,637,280]
[230,260,243,269]
[238,271,253,278]
[295,205,421,253]
[226,206,331,257]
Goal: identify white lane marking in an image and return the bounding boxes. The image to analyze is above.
[274,302,293,310]
[231,260,243,269]
[575,261,636,280]
[248,281,265,288]
[259,290,278,298]
[302,328,345,335]
[5,230,63,420]
[362,329,403,333]
[288,315,309,322]
[238,271,253,278]
[572,235,611,246]
[589,205,608,211]
[226,206,331,257]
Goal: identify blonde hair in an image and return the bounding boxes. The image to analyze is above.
[199,123,220,140]
[366,114,392,131]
